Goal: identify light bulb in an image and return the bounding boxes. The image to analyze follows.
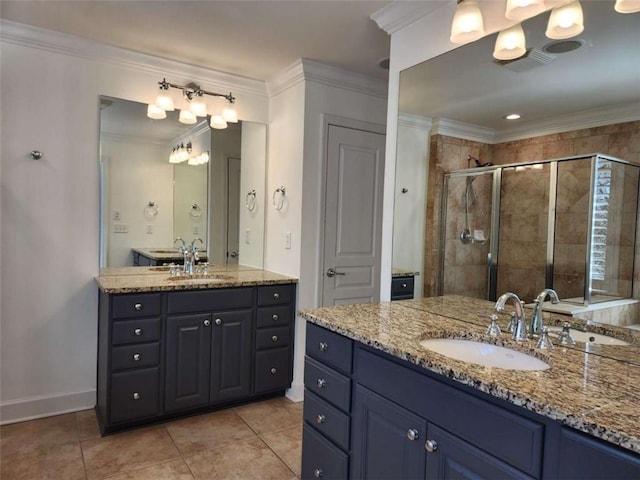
[222,99,238,123]
[189,93,208,117]
[155,90,175,111]
[493,24,526,60]
[179,109,197,125]
[505,0,546,21]
[147,103,166,120]
[210,114,228,130]
[546,1,584,40]
[615,0,640,13]
[450,0,485,44]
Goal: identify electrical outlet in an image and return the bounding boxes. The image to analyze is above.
[146,224,153,234]
[285,231,291,249]
[245,229,251,244]
[113,224,128,233]
[113,210,120,221]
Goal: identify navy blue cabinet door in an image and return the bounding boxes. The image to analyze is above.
[351,385,427,479]
[165,313,212,412]
[425,423,534,480]
[210,309,252,402]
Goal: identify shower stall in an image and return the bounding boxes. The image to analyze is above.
[439,153,640,305]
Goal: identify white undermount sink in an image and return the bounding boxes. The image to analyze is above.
[546,327,630,346]
[419,339,550,371]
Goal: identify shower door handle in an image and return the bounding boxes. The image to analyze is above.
[326,268,346,278]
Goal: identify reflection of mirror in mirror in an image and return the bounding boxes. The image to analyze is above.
[395,2,640,313]
[99,97,266,269]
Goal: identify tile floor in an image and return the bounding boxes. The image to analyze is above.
[0,397,303,480]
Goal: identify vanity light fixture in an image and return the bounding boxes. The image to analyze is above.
[493,24,527,60]
[169,142,210,166]
[148,78,237,129]
[450,0,485,44]
[545,0,584,40]
[505,0,546,21]
[615,0,640,13]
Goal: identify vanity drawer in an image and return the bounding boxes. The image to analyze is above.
[112,317,161,345]
[304,391,350,451]
[167,287,252,314]
[256,326,290,350]
[254,348,291,394]
[111,343,160,371]
[257,284,294,306]
[304,356,351,412]
[391,276,414,300]
[110,367,159,423]
[112,293,161,319]
[257,305,291,328]
[301,424,349,480]
[306,323,353,374]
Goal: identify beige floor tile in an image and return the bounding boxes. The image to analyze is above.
[0,413,78,459]
[234,397,303,435]
[102,459,193,480]
[0,442,86,480]
[185,437,296,480]
[76,409,101,441]
[81,426,180,480]
[165,409,257,456]
[260,425,303,477]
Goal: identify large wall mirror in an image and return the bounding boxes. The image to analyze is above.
[394,1,640,304]
[99,97,266,269]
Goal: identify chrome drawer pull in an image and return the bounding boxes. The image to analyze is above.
[134,303,143,311]
[273,292,280,299]
[425,439,438,452]
[402,283,407,288]
[319,342,328,352]
[132,392,141,400]
[133,353,141,361]
[215,318,222,325]
[316,414,326,424]
[272,335,279,342]
[272,314,279,321]
[313,468,324,478]
[317,378,327,388]
[407,429,419,441]
[204,319,211,327]
[270,368,277,374]
[134,328,143,336]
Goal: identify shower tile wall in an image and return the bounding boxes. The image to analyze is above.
[425,120,640,304]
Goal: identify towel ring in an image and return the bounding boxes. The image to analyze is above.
[190,203,202,218]
[272,186,286,211]
[246,189,257,212]
[144,201,159,218]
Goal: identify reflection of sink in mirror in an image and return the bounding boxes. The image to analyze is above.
[419,338,550,371]
[167,274,231,282]
[546,327,630,346]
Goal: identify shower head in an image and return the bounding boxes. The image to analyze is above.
[467,155,494,168]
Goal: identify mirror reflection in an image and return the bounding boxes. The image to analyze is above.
[99,97,266,269]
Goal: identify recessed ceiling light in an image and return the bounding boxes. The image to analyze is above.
[505,113,521,120]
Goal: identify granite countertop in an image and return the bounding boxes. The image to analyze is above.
[391,268,420,277]
[132,247,208,261]
[95,265,297,293]
[299,295,640,454]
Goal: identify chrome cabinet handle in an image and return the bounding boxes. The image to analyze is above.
[272,314,279,321]
[133,353,141,361]
[270,368,277,374]
[326,268,346,278]
[316,414,326,424]
[215,318,222,325]
[134,303,143,311]
[272,335,279,342]
[204,319,211,327]
[319,342,328,352]
[407,429,419,441]
[425,439,438,452]
[273,292,280,299]
[402,283,407,288]
[134,328,143,336]
[317,378,327,388]
[313,468,324,478]
[132,392,141,400]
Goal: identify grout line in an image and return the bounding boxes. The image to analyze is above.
[254,435,298,479]
[74,412,90,480]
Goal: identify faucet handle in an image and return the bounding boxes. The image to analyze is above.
[486,314,502,338]
[536,327,554,350]
[557,321,577,346]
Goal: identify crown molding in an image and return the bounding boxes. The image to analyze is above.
[431,118,496,144]
[172,120,211,145]
[266,59,306,97]
[494,102,640,143]
[371,1,448,35]
[0,19,267,98]
[398,112,432,131]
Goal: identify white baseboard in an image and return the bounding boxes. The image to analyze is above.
[285,381,305,403]
[0,389,95,425]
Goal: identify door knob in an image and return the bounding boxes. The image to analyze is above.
[326,268,346,278]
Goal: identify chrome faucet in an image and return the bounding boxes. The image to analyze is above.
[530,289,559,337]
[174,237,203,275]
[495,292,528,342]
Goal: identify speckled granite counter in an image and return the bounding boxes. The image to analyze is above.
[95,265,297,293]
[299,295,640,454]
[391,268,420,277]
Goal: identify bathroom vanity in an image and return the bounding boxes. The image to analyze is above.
[299,296,640,479]
[95,266,297,434]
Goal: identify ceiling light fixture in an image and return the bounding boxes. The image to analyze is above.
[505,113,521,120]
[614,0,640,13]
[450,0,485,44]
[545,0,584,40]
[505,0,546,21]
[148,78,237,129]
[493,24,527,60]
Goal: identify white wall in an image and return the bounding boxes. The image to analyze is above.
[0,21,268,422]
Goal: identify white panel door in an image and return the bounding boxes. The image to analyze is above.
[322,125,386,306]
